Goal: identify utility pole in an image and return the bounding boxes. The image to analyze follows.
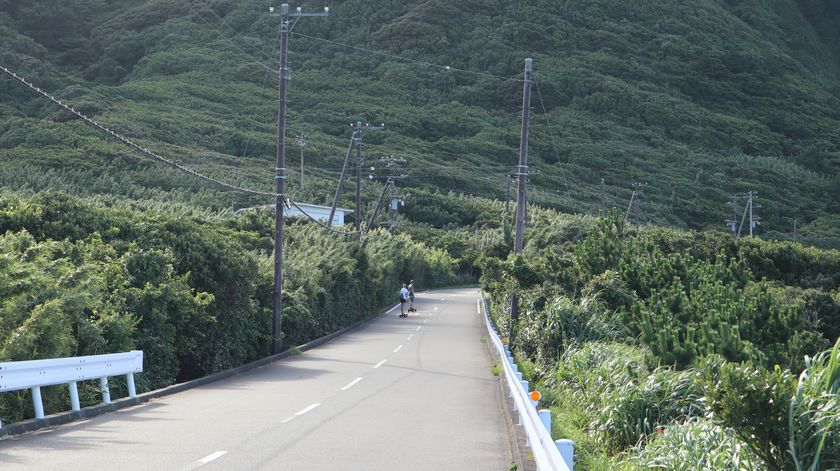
[509,58,533,353]
[297,133,308,191]
[268,3,328,355]
[364,154,406,233]
[624,182,645,225]
[736,190,760,238]
[328,130,359,228]
[748,191,760,237]
[352,122,384,232]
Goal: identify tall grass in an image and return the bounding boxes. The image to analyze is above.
[788,339,840,471]
[633,418,763,470]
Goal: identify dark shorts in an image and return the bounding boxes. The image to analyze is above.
[409,295,415,302]
[400,298,406,304]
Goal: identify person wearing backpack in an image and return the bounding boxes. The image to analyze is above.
[399,284,409,318]
[407,280,416,312]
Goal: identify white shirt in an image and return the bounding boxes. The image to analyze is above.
[400,287,409,300]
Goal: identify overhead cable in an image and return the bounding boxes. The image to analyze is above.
[0,64,277,198]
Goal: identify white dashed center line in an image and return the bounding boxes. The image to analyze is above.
[393,345,402,353]
[433,307,438,312]
[186,451,227,470]
[416,326,421,331]
[281,403,321,423]
[407,334,413,341]
[341,377,362,391]
[374,359,387,368]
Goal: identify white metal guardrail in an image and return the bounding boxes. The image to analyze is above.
[0,351,143,426]
[480,295,574,471]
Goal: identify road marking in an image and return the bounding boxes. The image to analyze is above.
[374,359,386,368]
[386,304,399,313]
[393,345,402,353]
[477,299,481,314]
[296,403,320,416]
[423,319,428,324]
[416,326,421,331]
[184,451,228,470]
[433,306,438,312]
[440,298,445,301]
[341,377,362,390]
[407,334,413,341]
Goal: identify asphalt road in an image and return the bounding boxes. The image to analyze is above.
[0,288,513,470]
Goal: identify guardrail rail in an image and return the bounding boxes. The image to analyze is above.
[0,350,144,427]
[480,294,574,471]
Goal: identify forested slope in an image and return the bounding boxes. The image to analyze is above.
[1,0,839,244]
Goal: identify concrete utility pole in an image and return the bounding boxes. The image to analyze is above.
[364,155,406,233]
[328,131,359,228]
[352,122,384,232]
[269,3,328,355]
[297,133,308,191]
[624,182,645,225]
[509,58,533,353]
[736,190,760,238]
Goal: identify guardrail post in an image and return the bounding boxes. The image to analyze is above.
[31,386,45,419]
[99,377,111,404]
[126,373,137,398]
[555,439,575,470]
[69,381,80,411]
[516,371,523,381]
[538,409,551,432]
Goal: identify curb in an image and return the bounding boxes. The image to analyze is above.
[0,304,398,439]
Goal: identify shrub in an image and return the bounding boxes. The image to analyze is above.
[632,418,763,470]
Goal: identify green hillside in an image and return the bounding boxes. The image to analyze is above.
[2,0,839,244]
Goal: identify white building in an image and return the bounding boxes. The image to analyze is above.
[234,202,353,226]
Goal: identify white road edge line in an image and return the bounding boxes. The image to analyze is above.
[393,345,403,353]
[386,304,399,313]
[477,299,481,314]
[433,306,438,312]
[374,359,386,368]
[416,326,421,331]
[341,377,363,391]
[407,334,413,341]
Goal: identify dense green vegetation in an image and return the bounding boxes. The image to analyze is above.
[1,2,840,464]
[1,0,840,243]
[0,192,457,423]
[482,212,840,469]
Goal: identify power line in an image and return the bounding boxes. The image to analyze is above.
[291,32,523,83]
[0,64,277,198]
[185,1,276,72]
[533,74,575,212]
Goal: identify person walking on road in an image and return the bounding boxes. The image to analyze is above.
[399,284,409,318]
[408,280,416,312]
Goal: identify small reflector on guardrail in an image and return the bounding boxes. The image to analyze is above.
[530,390,541,401]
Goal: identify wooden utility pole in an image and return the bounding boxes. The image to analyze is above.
[269,3,328,355]
[352,122,384,232]
[509,58,533,352]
